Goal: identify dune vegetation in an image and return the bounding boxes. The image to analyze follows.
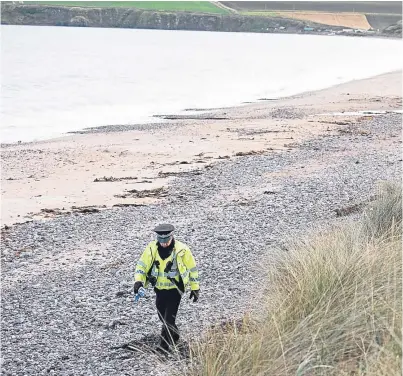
[189,182,402,376]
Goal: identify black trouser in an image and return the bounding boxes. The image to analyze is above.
[155,288,182,347]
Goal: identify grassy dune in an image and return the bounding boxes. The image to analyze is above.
[23,1,229,14]
[190,182,402,375]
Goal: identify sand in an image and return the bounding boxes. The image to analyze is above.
[276,11,372,30]
[1,71,401,226]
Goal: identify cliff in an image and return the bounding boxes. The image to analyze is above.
[1,3,341,34]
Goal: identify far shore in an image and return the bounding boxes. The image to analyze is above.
[1,70,402,227]
[1,3,401,39]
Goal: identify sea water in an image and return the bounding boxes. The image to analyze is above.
[1,25,402,143]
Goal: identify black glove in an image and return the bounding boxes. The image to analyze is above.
[189,290,199,302]
[133,281,143,294]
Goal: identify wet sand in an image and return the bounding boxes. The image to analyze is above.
[1,71,401,226]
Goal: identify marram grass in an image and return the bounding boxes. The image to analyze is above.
[188,182,402,376]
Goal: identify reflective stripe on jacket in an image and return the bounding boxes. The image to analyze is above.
[134,240,200,291]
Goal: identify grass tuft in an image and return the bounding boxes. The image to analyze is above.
[189,182,402,376]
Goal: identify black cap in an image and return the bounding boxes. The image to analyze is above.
[153,223,175,234]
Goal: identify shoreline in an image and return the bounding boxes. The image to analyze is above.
[2,69,401,147]
[1,23,401,40]
[1,3,401,38]
[1,70,402,227]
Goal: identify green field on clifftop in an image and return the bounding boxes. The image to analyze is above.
[24,1,229,13]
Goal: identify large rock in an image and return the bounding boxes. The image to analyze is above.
[383,21,402,34]
[70,15,89,27]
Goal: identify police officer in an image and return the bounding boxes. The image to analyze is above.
[133,224,200,352]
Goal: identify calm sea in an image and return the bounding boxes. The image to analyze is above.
[1,25,402,143]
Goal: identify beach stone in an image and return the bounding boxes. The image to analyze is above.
[0,113,401,375]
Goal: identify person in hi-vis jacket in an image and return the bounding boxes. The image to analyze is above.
[134,223,200,352]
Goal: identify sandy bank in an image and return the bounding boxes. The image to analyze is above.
[276,11,371,29]
[1,71,401,226]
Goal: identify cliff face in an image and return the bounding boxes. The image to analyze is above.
[382,20,402,35]
[1,3,337,33]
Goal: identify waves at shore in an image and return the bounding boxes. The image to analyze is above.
[2,25,402,143]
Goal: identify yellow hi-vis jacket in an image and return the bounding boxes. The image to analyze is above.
[134,240,200,291]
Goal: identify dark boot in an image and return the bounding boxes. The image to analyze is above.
[156,327,171,353]
[156,341,170,354]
